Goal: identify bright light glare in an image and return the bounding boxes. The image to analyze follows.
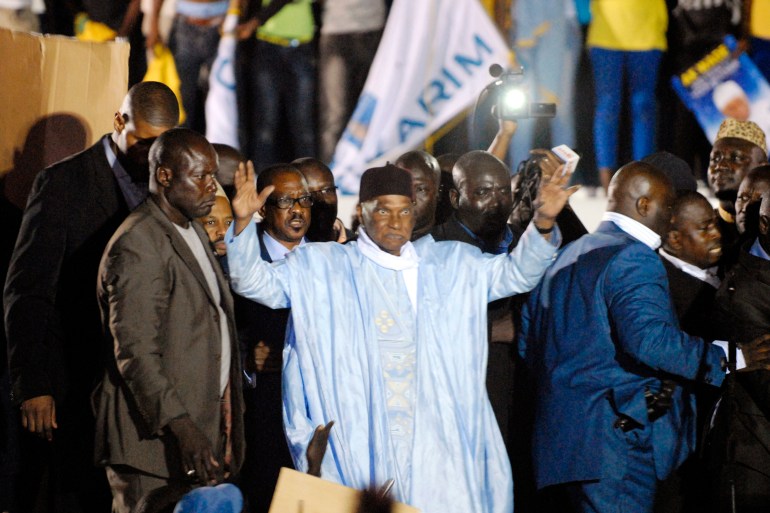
[502,89,527,110]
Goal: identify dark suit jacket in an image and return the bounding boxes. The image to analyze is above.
[661,258,719,342]
[94,198,245,478]
[521,221,727,489]
[4,136,128,409]
[708,244,770,508]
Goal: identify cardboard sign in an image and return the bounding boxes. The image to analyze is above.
[671,35,770,143]
[0,28,128,207]
[268,468,420,513]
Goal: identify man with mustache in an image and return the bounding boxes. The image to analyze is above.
[3,81,178,512]
[225,161,573,513]
[233,163,310,513]
[94,128,244,513]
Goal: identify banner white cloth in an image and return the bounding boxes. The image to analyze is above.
[330,0,511,194]
[205,12,240,149]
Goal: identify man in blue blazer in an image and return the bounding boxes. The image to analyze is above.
[520,161,770,512]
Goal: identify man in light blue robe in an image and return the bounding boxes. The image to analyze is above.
[225,160,576,513]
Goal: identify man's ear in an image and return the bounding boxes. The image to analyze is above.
[449,188,460,210]
[760,214,770,236]
[356,203,363,227]
[114,111,126,133]
[636,196,650,218]
[156,166,172,188]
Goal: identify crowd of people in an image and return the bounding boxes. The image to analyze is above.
[4,2,770,513]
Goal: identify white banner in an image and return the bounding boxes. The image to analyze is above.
[205,12,240,149]
[330,0,511,194]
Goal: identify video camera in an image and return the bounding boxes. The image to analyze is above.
[488,64,556,120]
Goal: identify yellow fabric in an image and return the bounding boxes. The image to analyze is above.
[74,12,117,42]
[257,0,314,42]
[751,0,770,39]
[143,44,187,124]
[587,0,668,51]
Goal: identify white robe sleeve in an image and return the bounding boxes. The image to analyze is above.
[224,218,291,309]
[486,223,560,301]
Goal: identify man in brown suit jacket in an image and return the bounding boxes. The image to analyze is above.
[94,128,244,513]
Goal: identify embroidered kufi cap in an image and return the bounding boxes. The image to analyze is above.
[716,118,768,155]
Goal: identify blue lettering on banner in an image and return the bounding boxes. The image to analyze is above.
[398,33,494,143]
[342,93,378,149]
[214,57,236,91]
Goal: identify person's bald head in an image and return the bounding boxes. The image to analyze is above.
[112,81,179,181]
[292,157,339,241]
[396,150,441,239]
[149,128,219,225]
[607,161,676,237]
[450,150,513,242]
[736,164,770,235]
[123,81,180,128]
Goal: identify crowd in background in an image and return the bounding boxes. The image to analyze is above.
[3,1,770,513]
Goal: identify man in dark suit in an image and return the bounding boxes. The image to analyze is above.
[95,128,245,513]
[235,164,309,513]
[655,190,723,512]
[660,191,723,340]
[708,191,770,512]
[3,81,178,512]
[520,161,770,513]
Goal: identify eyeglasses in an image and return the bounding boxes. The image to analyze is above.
[267,195,314,209]
[308,186,338,198]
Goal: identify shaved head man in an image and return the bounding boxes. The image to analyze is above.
[521,161,758,513]
[395,150,441,240]
[96,129,244,512]
[431,150,515,254]
[4,81,178,512]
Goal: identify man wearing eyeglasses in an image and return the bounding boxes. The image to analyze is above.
[234,163,311,513]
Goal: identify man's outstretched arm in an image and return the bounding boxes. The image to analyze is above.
[226,161,291,309]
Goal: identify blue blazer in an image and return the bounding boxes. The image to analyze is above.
[520,221,726,489]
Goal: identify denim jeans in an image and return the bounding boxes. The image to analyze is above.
[169,16,221,134]
[243,39,316,172]
[589,48,662,170]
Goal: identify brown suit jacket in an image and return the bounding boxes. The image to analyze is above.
[93,197,244,478]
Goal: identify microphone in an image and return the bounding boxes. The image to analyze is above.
[489,63,504,78]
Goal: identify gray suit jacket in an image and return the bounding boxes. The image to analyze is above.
[93,197,244,478]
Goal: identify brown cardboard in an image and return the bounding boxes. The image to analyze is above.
[0,28,129,208]
[268,468,421,513]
